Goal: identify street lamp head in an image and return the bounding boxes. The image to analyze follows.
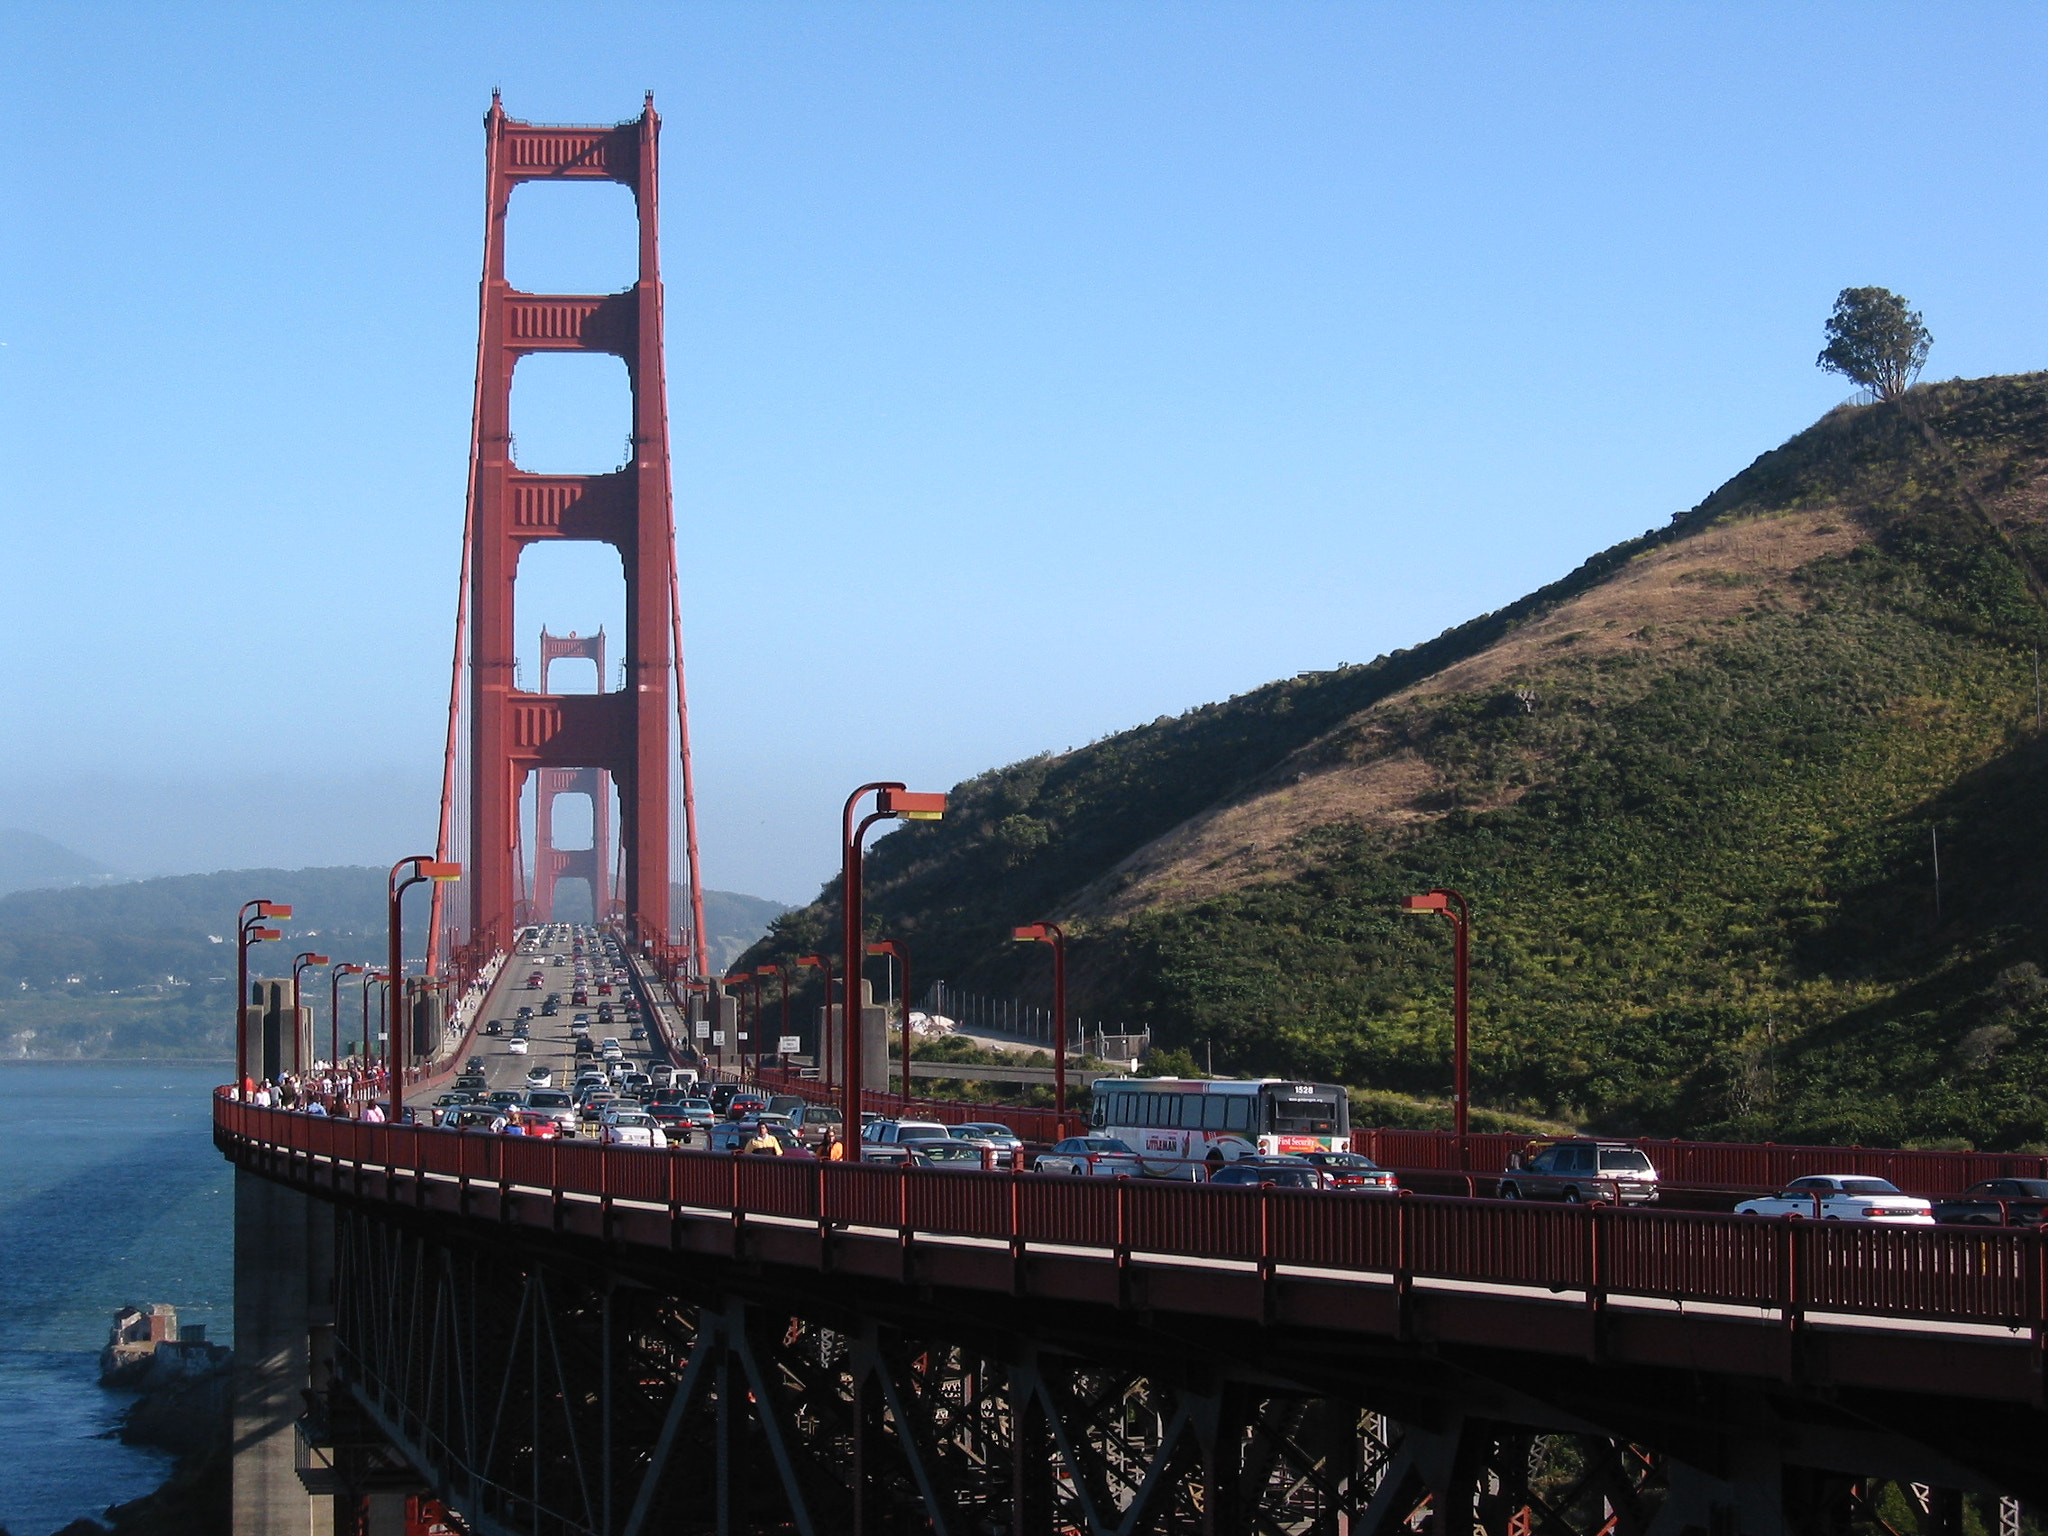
[258,902,293,919]
[298,953,331,967]
[866,941,895,957]
[875,788,946,822]
[795,955,824,970]
[1012,924,1052,944]
[251,927,283,942]
[421,861,462,881]
[1401,892,1451,913]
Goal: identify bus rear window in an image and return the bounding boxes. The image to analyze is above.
[1267,1096,1341,1134]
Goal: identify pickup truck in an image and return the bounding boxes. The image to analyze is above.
[1931,1178,2048,1227]
[1495,1140,1661,1206]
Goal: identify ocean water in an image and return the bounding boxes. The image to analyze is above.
[0,1061,234,1536]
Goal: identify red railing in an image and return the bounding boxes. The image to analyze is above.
[218,1093,2048,1333]
[1349,1129,2048,1198]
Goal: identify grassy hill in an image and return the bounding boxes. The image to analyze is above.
[739,374,2048,1151]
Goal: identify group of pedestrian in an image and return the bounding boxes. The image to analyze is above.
[234,1057,393,1120]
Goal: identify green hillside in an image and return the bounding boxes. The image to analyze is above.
[739,375,2048,1151]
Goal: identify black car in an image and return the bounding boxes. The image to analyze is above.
[1207,1157,1328,1190]
[1932,1179,2048,1227]
[1298,1151,1399,1192]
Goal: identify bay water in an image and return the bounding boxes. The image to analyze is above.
[0,1062,234,1536]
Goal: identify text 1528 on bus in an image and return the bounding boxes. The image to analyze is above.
[1090,1078,1349,1178]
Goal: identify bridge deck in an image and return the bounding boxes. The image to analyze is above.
[217,1096,2047,1409]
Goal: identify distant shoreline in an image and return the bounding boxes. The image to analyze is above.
[0,1057,234,1065]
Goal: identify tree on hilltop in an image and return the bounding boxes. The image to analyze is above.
[1818,286,1932,403]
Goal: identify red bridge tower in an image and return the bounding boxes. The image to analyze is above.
[437,95,707,969]
[532,629,614,924]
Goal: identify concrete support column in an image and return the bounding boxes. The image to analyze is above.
[233,1168,334,1536]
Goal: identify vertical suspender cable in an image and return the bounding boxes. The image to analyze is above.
[670,558,708,976]
[427,168,494,982]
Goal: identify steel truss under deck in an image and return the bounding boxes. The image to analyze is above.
[309,1204,2030,1536]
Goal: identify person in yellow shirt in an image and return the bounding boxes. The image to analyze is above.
[742,1124,784,1156]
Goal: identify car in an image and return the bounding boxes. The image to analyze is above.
[455,1073,488,1095]
[785,1103,845,1151]
[1496,1141,1660,1206]
[578,1092,620,1123]
[601,1045,623,1062]
[672,1099,715,1131]
[516,1005,534,1019]
[523,1089,578,1135]
[647,1102,700,1135]
[540,1002,559,1016]
[1735,1176,1936,1224]
[507,1037,529,1055]
[504,1111,561,1139]
[629,1026,646,1041]
[599,1109,669,1148]
[443,1106,500,1130]
[483,1019,503,1035]
[1299,1151,1399,1192]
[621,1073,653,1095]
[1932,1179,2048,1227]
[709,1120,804,1155]
[1207,1157,1328,1190]
[486,1089,524,1107]
[1033,1137,1144,1177]
[910,1141,995,1171]
[524,1066,552,1089]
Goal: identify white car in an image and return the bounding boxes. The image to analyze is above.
[1735,1175,1935,1224]
[507,1036,529,1055]
[524,1066,552,1089]
[598,1110,668,1149]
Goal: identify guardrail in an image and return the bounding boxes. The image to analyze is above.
[217,1094,2048,1337]
[1353,1129,2048,1198]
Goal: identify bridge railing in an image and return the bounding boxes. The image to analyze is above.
[218,1094,2048,1334]
[1353,1128,2048,1197]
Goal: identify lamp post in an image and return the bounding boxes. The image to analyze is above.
[360,971,389,1063]
[1401,888,1472,1164]
[290,952,331,1076]
[328,964,365,1069]
[1011,923,1069,1130]
[795,954,833,1074]
[866,940,912,1110]
[236,900,291,1094]
[758,963,789,1071]
[388,856,461,1124]
[840,784,946,1133]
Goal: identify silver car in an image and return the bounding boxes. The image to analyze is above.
[1034,1137,1143,1177]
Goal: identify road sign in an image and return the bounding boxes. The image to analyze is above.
[712,1031,725,1046]
[694,1022,709,1039]
[778,1036,800,1053]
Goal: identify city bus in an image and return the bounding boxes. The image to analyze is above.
[1089,1077,1351,1178]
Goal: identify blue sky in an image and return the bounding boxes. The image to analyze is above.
[1,4,2044,904]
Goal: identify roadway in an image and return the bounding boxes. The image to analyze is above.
[409,925,623,1114]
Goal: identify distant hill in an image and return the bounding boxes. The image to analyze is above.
[0,829,120,895]
[674,886,793,974]
[736,375,2048,1151]
[0,865,791,1059]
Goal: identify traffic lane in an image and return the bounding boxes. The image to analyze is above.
[412,940,579,1105]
